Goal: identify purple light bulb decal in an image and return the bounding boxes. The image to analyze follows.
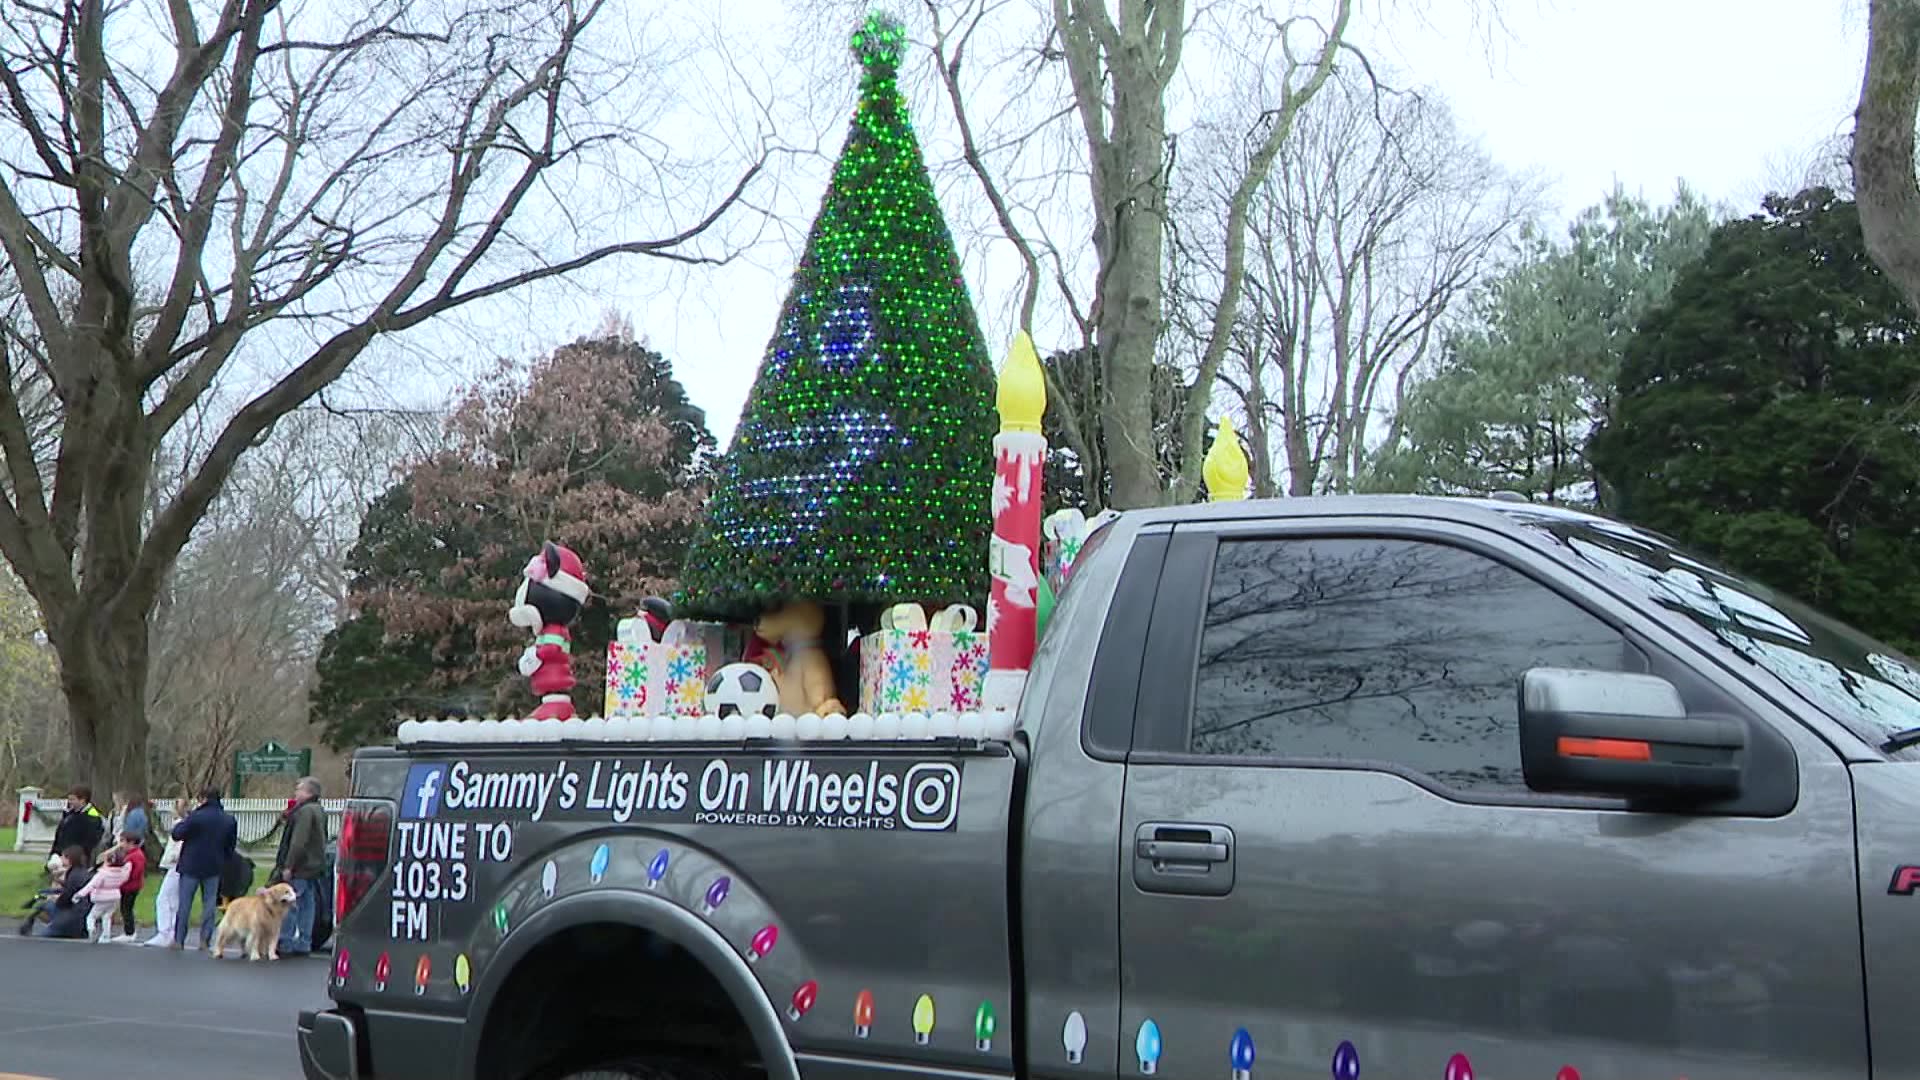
[1331,1040,1359,1080]
[703,875,731,916]
[1443,1053,1473,1080]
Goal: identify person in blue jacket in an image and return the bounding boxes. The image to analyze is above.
[169,787,237,950]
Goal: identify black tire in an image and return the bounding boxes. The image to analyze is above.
[556,1056,744,1080]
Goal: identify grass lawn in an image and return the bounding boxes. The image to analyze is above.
[0,825,14,850]
[1,855,164,932]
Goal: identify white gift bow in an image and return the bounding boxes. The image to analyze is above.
[880,603,928,632]
[929,604,978,633]
[616,617,652,647]
[660,619,696,646]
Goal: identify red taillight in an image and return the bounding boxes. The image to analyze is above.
[335,800,392,928]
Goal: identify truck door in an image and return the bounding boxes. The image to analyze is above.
[1114,517,1865,1080]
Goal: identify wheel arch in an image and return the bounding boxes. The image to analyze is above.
[457,889,801,1080]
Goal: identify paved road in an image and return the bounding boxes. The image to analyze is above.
[0,935,329,1080]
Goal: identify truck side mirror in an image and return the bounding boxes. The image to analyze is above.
[1519,668,1746,803]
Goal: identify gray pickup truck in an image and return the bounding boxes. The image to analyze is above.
[299,496,1920,1080]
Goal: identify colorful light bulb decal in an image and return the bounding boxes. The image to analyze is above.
[333,949,350,988]
[1331,1040,1359,1080]
[788,980,818,1021]
[748,924,779,963]
[540,859,557,899]
[1443,1054,1473,1080]
[492,902,510,937]
[590,843,611,884]
[1063,1011,1088,1064]
[974,1000,997,1052]
[646,848,670,890]
[912,994,936,1045]
[455,954,472,995]
[853,989,875,1038]
[703,876,732,916]
[413,954,431,996]
[1136,1019,1163,1075]
[1221,1027,1253,1080]
[1555,1070,1580,1080]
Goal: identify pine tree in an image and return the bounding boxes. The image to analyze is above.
[677,12,996,620]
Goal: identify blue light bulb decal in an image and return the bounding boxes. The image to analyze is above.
[589,843,610,884]
[1135,1019,1162,1075]
[1331,1040,1359,1080]
[647,848,670,890]
[1229,1028,1255,1080]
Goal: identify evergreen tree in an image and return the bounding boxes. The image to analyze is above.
[1368,184,1717,503]
[1590,188,1920,653]
[676,12,996,620]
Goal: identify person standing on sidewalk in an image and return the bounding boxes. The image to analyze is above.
[49,786,104,864]
[142,818,185,947]
[272,777,327,958]
[169,787,237,950]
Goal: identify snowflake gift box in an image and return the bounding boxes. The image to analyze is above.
[605,619,727,717]
[857,603,991,714]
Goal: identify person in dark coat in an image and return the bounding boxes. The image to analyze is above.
[272,777,328,958]
[49,786,104,863]
[26,845,94,939]
[169,787,238,950]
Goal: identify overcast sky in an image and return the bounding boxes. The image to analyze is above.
[392,1,1868,451]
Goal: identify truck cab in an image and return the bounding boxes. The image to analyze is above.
[302,496,1920,1080]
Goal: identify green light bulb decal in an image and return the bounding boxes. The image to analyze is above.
[492,902,509,937]
[974,1000,996,1052]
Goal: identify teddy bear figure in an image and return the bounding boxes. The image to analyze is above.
[752,600,848,717]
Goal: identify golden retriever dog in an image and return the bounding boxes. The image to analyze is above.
[210,881,298,962]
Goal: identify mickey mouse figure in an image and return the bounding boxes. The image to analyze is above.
[509,541,590,720]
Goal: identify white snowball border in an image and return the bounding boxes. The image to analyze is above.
[396,711,1017,745]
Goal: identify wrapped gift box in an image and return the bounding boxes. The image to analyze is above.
[605,620,734,716]
[858,605,991,713]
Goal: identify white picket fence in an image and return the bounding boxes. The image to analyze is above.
[12,786,347,853]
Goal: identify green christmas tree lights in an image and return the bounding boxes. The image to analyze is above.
[677,11,996,620]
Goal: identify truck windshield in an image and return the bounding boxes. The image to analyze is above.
[1513,512,1920,760]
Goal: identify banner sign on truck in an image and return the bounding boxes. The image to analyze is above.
[398,755,964,833]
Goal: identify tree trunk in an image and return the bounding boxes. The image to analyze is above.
[1855,0,1920,315]
[58,608,153,800]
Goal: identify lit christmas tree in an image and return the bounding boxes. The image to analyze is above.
[677,11,995,620]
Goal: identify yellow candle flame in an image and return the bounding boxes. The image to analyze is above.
[1204,416,1250,502]
[996,331,1047,434]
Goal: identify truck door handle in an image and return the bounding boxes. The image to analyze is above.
[1132,822,1235,897]
[1135,838,1229,863]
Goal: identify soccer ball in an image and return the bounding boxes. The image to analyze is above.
[706,663,780,719]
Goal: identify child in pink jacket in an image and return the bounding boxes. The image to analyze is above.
[76,847,131,944]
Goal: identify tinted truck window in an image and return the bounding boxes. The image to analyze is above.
[1192,536,1629,793]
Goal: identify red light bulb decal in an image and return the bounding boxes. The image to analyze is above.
[1556,1069,1581,1080]
[1443,1054,1473,1080]
[334,949,350,988]
[373,952,391,992]
[853,989,874,1038]
[414,954,432,996]
[788,980,818,1021]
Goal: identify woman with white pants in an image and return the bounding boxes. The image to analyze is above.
[141,824,183,946]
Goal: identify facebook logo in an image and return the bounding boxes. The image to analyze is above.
[402,764,446,819]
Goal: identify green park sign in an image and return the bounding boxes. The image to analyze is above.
[231,740,311,797]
